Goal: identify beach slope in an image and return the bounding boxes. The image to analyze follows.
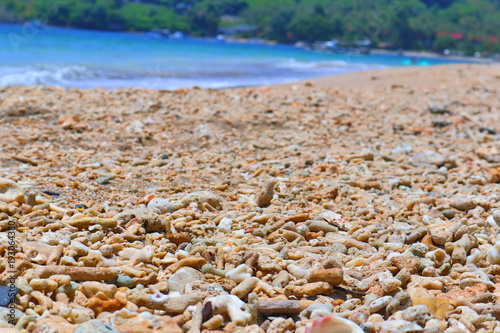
[0,64,499,332]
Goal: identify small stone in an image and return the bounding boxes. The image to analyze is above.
[309,268,343,285]
[0,178,25,204]
[97,176,113,185]
[147,198,174,214]
[0,285,17,307]
[369,296,392,313]
[114,275,134,288]
[432,120,452,128]
[168,232,191,246]
[75,203,89,211]
[376,320,422,333]
[256,180,277,207]
[410,150,445,167]
[391,256,420,274]
[449,198,476,212]
[428,105,451,114]
[168,267,205,293]
[26,191,37,207]
[441,209,455,219]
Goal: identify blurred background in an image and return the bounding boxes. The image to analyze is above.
[0,0,498,89]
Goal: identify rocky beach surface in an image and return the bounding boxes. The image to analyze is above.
[0,63,499,333]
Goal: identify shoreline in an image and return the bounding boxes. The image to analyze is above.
[370,48,496,64]
[281,63,500,89]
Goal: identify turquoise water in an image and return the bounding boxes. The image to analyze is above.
[0,23,465,89]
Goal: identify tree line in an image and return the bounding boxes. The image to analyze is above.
[1,0,499,55]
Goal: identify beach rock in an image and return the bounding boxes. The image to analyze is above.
[0,285,17,307]
[0,178,24,204]
[147,197,174,214]
[410,151,445,167]
[256,180,277,207]
[449,197,476,212]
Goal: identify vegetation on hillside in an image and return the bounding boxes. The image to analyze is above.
[1,0,499,55]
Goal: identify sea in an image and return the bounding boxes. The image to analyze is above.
[0,23,467,90]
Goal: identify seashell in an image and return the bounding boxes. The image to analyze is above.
[305,316,363,333]
[0,178,25,204]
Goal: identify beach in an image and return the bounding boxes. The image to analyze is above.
[1,63,500,332]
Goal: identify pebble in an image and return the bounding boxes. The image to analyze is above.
[96,176,113,185]
[441,209,455,219]
[428,104,451,114]
[449,197,476,212]
[369,296,393,313]
[410,150,445,166]
[114,275,135,288]
[147,197,174,214]
[256,180,277,207]
[0,285,17,307]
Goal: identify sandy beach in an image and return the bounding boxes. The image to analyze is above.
[1,63,500,332]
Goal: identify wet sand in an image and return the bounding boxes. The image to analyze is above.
[0,63,499,332]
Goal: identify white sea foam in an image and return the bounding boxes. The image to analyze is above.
[0,65,105,86]
[0,60,382,90]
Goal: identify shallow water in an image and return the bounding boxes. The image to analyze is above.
[0,23,465,89]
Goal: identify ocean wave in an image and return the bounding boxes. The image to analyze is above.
[0,65,111,86]
[0,60,383,89]
[275,59,351,69]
